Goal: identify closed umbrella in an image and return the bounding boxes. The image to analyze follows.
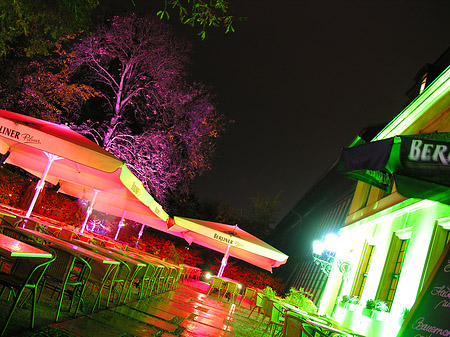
[168,216,289,275]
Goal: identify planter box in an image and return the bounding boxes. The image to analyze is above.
[340,306,365,333]
[364,311,390,337]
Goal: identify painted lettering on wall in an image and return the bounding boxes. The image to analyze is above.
[444,260,450,273]
[411,317,450,336]
[431,285,450,310]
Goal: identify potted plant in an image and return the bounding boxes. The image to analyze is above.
[339,295,359,311]
[363,299,388,318]
[283,287,317,314]
[338,295,361,331]
[399,307,410,326]
[263,286,277,300]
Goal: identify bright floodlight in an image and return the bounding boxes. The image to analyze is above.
[204,272,212,280]
[313,240,326,255]
[324,233,340,253]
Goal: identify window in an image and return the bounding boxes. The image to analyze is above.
[377,230,410,311]
[349,181,395,213]
[352,243,375,300]
[419,219,450,293]
[419,74,428,94]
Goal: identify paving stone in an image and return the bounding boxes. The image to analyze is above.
[87,310,161,336]
[1,279,266,336]
[127,301,175,320]
[179,318,234,337]
[111,306,178,332]
[54,316,130,337]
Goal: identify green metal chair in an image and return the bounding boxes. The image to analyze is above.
[74,241,130,307]
[221,281,240,303]
[0,242,55,336]
[155,265,170,294]
[261,300,285,336]
[239,286,257,307]
[146,264,164,296]
[248,291,266,319]
[163,267,181,292]
[39,246,91,322]
[206,276,224,299]
[84,259,119,313]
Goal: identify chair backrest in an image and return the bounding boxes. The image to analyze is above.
[45,246,91,284]
[1,226,35,241]
[45,246,76,282]
[244,287,256,299]
[271,301,285,324]
[255,291,265,307]
[225,282,239,293]
[0,215,18,228]
[211,277,223,289]
[10,242,56,287]
[281,313,309,337]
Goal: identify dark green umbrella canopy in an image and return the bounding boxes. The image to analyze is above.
[338,132,450,205]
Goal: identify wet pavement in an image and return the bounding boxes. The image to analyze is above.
[1,279,267,337]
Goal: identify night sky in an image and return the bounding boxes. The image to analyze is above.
[187,1,450,220]
[113,0,450,221]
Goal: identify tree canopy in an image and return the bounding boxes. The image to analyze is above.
[67,14,227,205]
[0,0,241,57]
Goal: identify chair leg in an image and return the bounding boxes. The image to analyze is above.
[1,287,26,336]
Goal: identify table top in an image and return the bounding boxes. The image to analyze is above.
[73,239,146,268]
[304,319,356,336]
[107,246,163,269]
[78,232,117,248]
[0,233,52,258]
[214,276,241,285]
[16,228,119,265]
[123,248,183,270]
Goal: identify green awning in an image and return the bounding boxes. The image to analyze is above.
[338,132,450,204]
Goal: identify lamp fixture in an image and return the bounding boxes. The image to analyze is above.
[312,233,352,279]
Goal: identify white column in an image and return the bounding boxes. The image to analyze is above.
[114,211,127,241]
[80,189,100,233]
[218,244,231,277]
[135,223,145,248]
[24,152,62,223]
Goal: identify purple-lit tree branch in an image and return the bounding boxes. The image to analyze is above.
[68,14,227,205]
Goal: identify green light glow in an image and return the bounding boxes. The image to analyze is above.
[374,65,450,140]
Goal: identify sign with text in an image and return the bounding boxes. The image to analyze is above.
[398,241,450,337]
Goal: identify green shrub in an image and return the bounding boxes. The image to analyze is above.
[283,287,317,314]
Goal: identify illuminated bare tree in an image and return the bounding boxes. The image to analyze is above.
[69,13,226,204]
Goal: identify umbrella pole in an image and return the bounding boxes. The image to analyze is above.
[135,223,145,248]
[24,152,62,222]
[114,211,127,241]
[218,244,231,277]
[80,189,100,233]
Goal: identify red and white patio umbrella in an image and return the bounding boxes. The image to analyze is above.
[56,164,171,237]
[0,109,123,218]
[0,109,169,236]
[168,216,289,275]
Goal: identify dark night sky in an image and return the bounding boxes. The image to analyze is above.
[187,0,450,220]
[114,0,450,221]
